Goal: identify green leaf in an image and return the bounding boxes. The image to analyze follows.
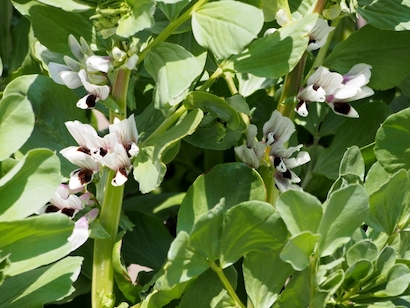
[324,25,410,90]
[280,231,321,271]
[0,149,61,221]
[339,146,365,181]
[318,184,369,257]
[155,231,210,290]
[0,256,83,308]
[364,162,391,196]
[0,214,83,276]
[311,270,344,308]
[157,0,190,20]
[140,280,191,308]
[346,240,379,266]
[272,269,310,308]
[12,0,97,55]
[365,169,409,235]
[343,260,374,289]
[179,267,237,308]
[133,108,204,193]
[189,199,225,262]
[3,75,88,176]
[183,91,246,150]
[117,0,155,37]
[0,253,11,285]
[0,94,34,161]
[374,108,410,173]
[145,42,204,110]
[276,190,323,235]
[192,1,264,59]
[121,211,174,269]
[314,102,391,180]
[231,13,318,78]
[357,0,410,31]
[219,201,288,267]
[36,0,92,12]
[112,232,142,303]
[184,92,240,130]
[244,250,294,308]
[177,162,266,234]
[374,264,410,297]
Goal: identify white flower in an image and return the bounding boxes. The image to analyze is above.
[101,143,132,187]
[234,124,266,169]
[296,66,344,116]
[109,115,139,158]
[39,184,84,217]
[307,18,335,52]
[77,69,110,109]
[48,63,82,89]
[263,110,295,147]
[275,9,289,27]
[86,55,113,73]
[270,145,311,192]
[326,64,374,118]
[60,148,100,190]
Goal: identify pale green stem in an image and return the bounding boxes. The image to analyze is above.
[223,71,238,95]
[259,165,279,206]
[137,0,209,64]
[92,69,130,308]
[210,262,246,308]
[199,66,224,91]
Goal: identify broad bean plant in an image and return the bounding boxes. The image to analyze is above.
[1,0,410,307]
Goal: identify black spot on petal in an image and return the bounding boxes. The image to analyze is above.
[86,95,97,108]
[62,208,75,217]
[77,168,94,185]
[274,156,282,168]
[333,102,351,115]
[283,170,292,179]
[77,146,91,155]
[46,204,60,213]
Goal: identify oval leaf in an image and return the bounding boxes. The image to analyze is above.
[0,94,34,161]
[192,1,264,59]
[0,149,61,221]
[145,42,204,110]
[324,25,410,90]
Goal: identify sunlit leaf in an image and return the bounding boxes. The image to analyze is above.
[0,94,34,161]
[192,1,264,59]
[0,257,83,308]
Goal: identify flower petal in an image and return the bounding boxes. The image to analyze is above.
[78,69,110,100]
[68,217,89,251]
[69,168,96,190]
[295,100,309,117]
[86,55,112,73]
[112,168,129,186]
[234,144,262,169]
[327,102,359,118]
[60,147,100,170]
[263,111,295,146]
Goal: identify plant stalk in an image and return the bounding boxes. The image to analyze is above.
[210,262,246,308]
[92,68,130,308]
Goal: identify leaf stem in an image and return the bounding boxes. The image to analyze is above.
[210,262,246,308]
[92,68,130,308]
[137,0,209,64]
[143,105,188,144]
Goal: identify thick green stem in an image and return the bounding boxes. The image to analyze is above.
[92,69,130,308]
[277,53,307,119]
[210,262,246,308]
[259,165,279,206]
[137,0,209,64]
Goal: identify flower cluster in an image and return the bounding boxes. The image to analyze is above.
[296,64,374,118]
[60,115,139,190]
[235,111,310,192]
[48,35,138,109]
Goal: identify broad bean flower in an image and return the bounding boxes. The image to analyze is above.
[296,64,374,118]
[60,115,139,189]
[235,111,310,192]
